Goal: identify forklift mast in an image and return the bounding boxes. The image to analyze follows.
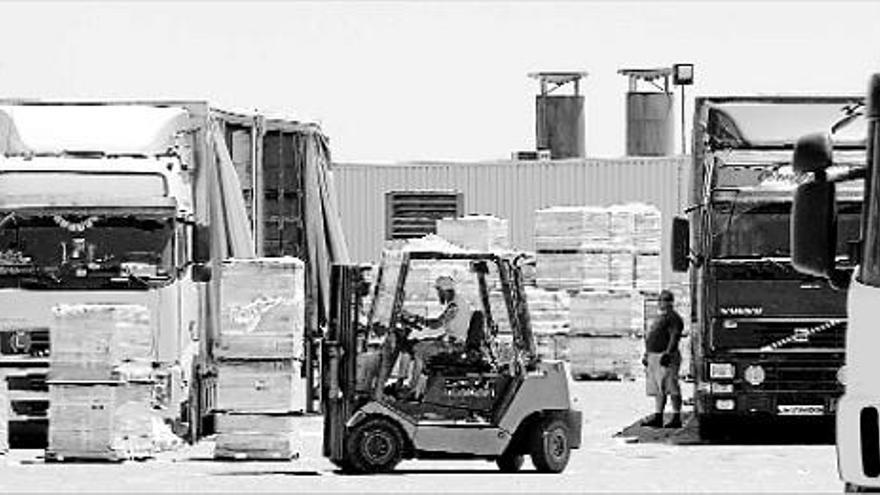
[322,263,364,461]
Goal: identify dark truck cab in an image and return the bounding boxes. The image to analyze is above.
[674,96,865,437]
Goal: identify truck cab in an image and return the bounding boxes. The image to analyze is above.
[675,97,865,438]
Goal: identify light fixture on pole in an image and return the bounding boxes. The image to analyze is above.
[672,63,694,155]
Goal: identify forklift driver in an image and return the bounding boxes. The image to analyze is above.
[401,275,475,398]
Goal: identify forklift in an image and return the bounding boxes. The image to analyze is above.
[322,249,582,474]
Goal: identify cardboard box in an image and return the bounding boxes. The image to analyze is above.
[214,412,300,460]
[216,258,305,360]
[215,360,303,414]
[50,304,153,381]
[47,382,157,460]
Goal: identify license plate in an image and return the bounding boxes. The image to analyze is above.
[777,405,825,416]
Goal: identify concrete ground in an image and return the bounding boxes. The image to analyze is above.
[0,380,843,493]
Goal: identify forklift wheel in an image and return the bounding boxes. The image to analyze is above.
[344,417,404,474]
[529,417,571,473]
[496,451,524,473]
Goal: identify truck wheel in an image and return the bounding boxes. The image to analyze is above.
[845,482,880,492]
[529,417,571,473]
[344,417,404,474]
[496,451,524,473]
[697,415,728,442]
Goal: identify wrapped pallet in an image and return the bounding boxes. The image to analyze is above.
[525,286,570,335]
[535,206,610,250]
[214,413,301,460]
[569,291,643,337]
[568,334,643,380]
[634,252,662,293]
[215,257,305,360]
[50,304,153,381]
[436,215,509,251]
[215,360,304,414]
[46,381,167,461]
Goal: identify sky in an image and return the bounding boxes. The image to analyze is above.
[0,1,878,163]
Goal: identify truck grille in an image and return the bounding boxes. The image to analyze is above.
[712,319,846,351]
[747,359,843,394]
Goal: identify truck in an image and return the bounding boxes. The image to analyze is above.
[0,101,347,447]
[672,95,865,439]
[790,75,880,492]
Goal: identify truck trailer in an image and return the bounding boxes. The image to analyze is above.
[0,101,347,448]
[673,96,865,439]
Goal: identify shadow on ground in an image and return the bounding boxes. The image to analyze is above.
[615,413,835,446]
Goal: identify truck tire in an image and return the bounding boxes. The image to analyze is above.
[344,417,404,474]
[529,417,571,473]
[697,415,729,442]
[845,482,880,492]
[496,451,524,473]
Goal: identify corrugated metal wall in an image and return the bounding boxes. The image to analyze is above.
[333,156,691,284]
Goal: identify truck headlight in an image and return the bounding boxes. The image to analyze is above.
[710,382,734,394]
[836,365,847,386]
[715,399,735,411]
[744,364,765,386]
[709,363,735,379]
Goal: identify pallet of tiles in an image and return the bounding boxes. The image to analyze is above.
[436,215,510,251]
[215,359,304,414]
[215,257,305,360]
[214,413,301,460]
[50,304,153,382]
[568,334,643,381]
[569,291,644,337]
[46,381,157,462]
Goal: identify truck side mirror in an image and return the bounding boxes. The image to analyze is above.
[792,132,833,174]
[671,216,690,272]
[792,180,837,278]
[192,224,211,263]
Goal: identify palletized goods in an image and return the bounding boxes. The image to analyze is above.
[50,304,153,381]
[216,257,305,360]
[534,203,662,291]
[46,381,166,461]
[569,291,644,337]
[568,335,643,380]
[436,215,509,251]
[215,360,303,414]
[214,413,300,460]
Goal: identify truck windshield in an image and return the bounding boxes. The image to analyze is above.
[0,211,174,289]
[712,200,861,260]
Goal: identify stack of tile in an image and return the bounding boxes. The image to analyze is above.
[526,287,571,361]
[213,257,305,460]
[569,291,644,337]
[436,215,510,251]
[534,203,662,293]
[47,304,161,461]
[568,334,643,380]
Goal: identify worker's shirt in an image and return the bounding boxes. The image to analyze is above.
[645,309,683,354]
[423,294,474,342]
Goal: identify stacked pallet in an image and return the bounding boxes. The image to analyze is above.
[213,257,305,461]
[436,215,510,251]
[47,304,167,461]
[525,287,570,361]
[569,291,644,337]
[534,203,662,293]
[568,334,643,381]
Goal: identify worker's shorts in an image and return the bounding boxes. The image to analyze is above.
[412,339,459,362]
[645,352,681,397]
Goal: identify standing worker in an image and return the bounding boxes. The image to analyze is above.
[642,289,684,428]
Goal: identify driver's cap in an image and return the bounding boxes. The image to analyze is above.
[434,275,456,291]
